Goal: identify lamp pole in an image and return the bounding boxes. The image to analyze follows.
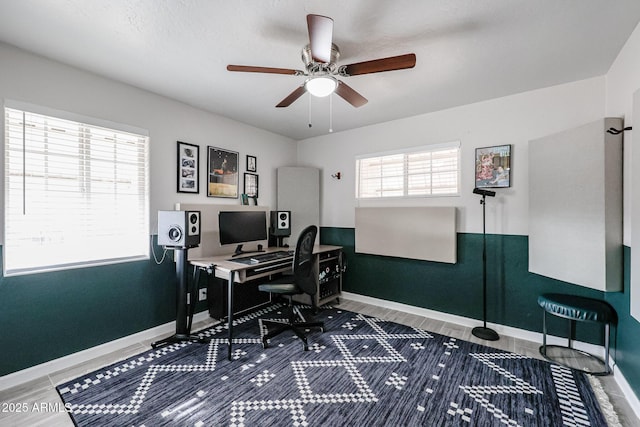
[472,189,500,341]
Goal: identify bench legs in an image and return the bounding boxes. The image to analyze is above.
[539,310,611,375]
[604,323,610,373]
[568,319,575,349]
[542,310,547,349]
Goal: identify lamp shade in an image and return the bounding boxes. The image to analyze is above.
[305,76,337,97]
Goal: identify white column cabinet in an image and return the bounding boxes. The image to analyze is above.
[277,167,320,244]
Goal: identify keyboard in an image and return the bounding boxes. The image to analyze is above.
[232,250,294,265]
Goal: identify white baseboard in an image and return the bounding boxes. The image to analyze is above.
[0,310,211,391]
[342,292,603,354]
[612,362,640,421]
[341,291,640,419]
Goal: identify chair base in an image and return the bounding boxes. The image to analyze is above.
[260,318,324,351]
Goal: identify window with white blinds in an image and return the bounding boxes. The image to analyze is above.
[356,142,460,199]
[4,105,150,275]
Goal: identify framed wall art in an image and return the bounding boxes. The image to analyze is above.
[246,155,257,172]
[177,141,199,193]
[207,146,239,198]
[475,144,511,188]
[244,172,259,199]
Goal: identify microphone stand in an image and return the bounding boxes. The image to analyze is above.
[472,189,500,341]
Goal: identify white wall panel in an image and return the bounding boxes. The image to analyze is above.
[632,90,640,318]
[355,207,457,263]
[528,118,622,292]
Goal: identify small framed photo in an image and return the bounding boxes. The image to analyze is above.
[244,173,259,198]
[246,155,257,172]
[475,144,511,188]
[177,141,199,193]
[207,146,239,198]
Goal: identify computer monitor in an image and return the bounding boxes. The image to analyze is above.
[218,210,268,257]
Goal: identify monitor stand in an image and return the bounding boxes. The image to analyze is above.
[231,244,265,257]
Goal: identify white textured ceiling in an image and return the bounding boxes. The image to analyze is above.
[1,1,639,140]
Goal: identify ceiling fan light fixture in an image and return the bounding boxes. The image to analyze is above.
[305,76,337,97]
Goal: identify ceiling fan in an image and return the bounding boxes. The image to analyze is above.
[227,14,417,108]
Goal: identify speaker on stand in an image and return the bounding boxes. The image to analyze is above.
[270,210,291,247]
[153,210,209,348]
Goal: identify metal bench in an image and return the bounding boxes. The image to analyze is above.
[538,293,616,375]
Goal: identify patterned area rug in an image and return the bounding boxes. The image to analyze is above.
[57,305,607,426]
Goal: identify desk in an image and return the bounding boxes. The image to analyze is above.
[191,245,342,360]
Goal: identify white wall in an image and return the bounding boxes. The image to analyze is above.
[0,42,297,240]
[297,77,605,236]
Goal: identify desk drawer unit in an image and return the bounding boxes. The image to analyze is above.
[294,248,343,307]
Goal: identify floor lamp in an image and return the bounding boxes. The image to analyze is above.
[472,187,500,341]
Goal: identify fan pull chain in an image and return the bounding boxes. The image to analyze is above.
[329,94,333,133]
[308,94,312,128]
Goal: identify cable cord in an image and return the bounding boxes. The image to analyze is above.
[606,126,632,134]
[150,234,171,265]
[329,93,333,133]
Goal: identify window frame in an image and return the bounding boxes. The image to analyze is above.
[355,141,461,200]
[3,100,150,276]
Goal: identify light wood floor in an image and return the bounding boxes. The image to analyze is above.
[1,299,638,426]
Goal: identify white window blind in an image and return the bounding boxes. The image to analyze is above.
[4,106,149,275]
[356,142,460,199]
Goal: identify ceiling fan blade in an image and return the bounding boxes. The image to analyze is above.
[341,53,416,76]
[276,85,307,108]
[335,81,368,108]
[307,14,333,63]
[227,65,302,75]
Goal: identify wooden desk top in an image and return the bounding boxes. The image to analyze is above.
[190,245,342,283]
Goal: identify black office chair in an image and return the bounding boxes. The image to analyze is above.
[258,225,324,351]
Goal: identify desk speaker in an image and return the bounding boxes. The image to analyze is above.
[270,210,291,236]
[158,210,201,248]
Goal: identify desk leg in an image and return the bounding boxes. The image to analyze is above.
[541,310,547,355]
[187,267,201,334]
[227,271,235,361]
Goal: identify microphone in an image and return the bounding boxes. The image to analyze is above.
[473,188,496,197]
